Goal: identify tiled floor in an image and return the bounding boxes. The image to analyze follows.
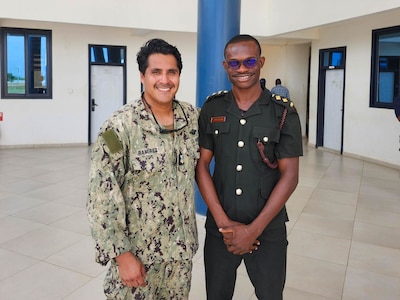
[0,144,399,299]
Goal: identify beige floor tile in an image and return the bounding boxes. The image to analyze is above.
[355,205,400,228]
[0,248,38,281]
[294,213,354,240]
[286,185,315,232]
[0,261,91,300]
[288,229,351,265]
[362,161,400,181]
[0,216,44,244]
[1,145,399,300]
[0,178,50,194]
[23,183,78,201]
[325,156,363,174]
[317,176,361,194]
[54,188,89,208]
[302,198,356,221]
[193,218,206,263]
[286,254,346,299]
[284,287,336,300]
[62,174,90,189]
[360,176,399,199]
[0,194,47,215]
[310,188,358,206]
[63,278,106,300]
[12,202,82,225]
[32,169,82,184]
[357,192,400,214]
[6,166,50,179]
[189,261,206,300]
[348,241,400,278]
[342,267,400,300]
[353,221,400,250]
[232,272,255,300]
[0,162,28,175]
[51,209,92,236]
[1,225,86,259]
[286,185,315,211]
[286,207,302,233]
[45,236,106,277]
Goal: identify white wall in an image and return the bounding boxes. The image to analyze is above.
[253,0,400,36]
[0,0,198,33]
[3,0,398,39]
[261,44,310,137]
[308,9,400,166]
[1,1,399,167]
[0,19,198,146]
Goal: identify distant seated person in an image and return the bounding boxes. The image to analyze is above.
[394,94,400,122]
[271,78,290,99]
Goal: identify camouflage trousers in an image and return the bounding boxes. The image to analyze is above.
[104,259,193,300]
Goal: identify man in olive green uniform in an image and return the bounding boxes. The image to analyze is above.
[196,34,303,300]
[87,39,199,300]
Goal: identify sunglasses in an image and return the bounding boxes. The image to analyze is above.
[225,57,258,70]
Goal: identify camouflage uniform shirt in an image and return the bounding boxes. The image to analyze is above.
[87,97,199,267]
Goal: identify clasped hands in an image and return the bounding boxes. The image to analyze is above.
[219,224,260,255]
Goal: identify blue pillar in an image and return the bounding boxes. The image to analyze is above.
[195,0,241,215]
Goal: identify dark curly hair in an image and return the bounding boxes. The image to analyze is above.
[136,38,183,74]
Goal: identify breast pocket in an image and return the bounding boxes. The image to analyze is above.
[125,147,166,191]
[206,122,231,155]
[251,127,280,165]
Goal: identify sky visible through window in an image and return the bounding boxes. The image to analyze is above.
[7,35,25,81]
[7,34,47,82]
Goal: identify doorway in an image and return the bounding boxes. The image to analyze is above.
[316,47,346,153]
[88,45,126,144]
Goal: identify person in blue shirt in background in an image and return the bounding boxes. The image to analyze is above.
[271,78,290,99]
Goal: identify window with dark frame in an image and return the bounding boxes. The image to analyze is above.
[1,27,52,99]
[90,45,125,64]
[370,25,400,108]
[321,49,345,69]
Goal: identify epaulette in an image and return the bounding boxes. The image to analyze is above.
[205,90,228,102]
[271,94,296,111]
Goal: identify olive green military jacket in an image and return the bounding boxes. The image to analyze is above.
[87,98,199,266]
[199,90,303,234]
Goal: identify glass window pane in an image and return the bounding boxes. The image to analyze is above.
[331,51,343,67]
[90,46,125,64]
[2,28,51,99]
[28,34,47,94]
[91,46,106,63]
[377,31,400,104]
[323,52,329,67]
[7,34,25,94]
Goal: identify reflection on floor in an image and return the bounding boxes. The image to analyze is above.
[0,145,399,299]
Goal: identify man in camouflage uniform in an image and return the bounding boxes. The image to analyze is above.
[196,34,303,299]
[87,38,199,300]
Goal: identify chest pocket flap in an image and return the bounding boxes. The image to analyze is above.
[252,127,280,143]
[206,122,230,136]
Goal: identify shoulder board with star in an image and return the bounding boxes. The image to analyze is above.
[271,94,296,111]
[205,90,229,103]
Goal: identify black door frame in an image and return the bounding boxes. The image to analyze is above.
[316,46,346,154]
